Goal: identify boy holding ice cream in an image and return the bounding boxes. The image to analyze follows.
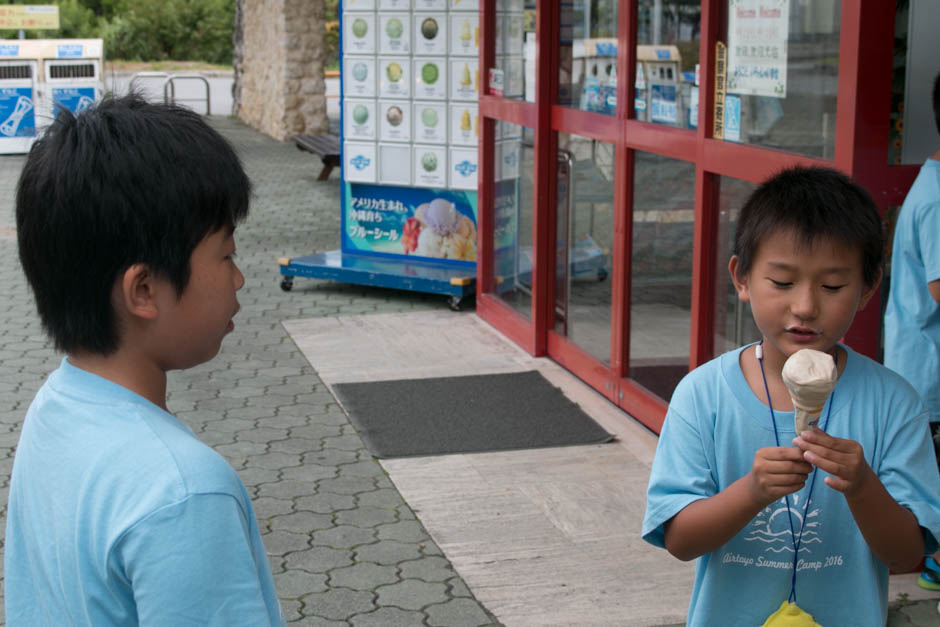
[643,166,940,626]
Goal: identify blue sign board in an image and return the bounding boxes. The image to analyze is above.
[342,182,477,266]
[52,87,96,116]
[0,87,35,138]
[724,94,741,142]
[650,84,678,124]
[57,44,84,58]
[0,44,19,57]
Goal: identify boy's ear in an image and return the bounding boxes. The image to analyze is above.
[118,264,160,320]
[858,266,883,311]
[728,255,750,302]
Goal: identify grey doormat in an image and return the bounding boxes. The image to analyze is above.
[332,370,615,458]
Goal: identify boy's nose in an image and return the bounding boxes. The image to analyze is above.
[234,263,245,291]
[790,286,818,320]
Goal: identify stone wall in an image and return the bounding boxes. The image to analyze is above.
[234,0,328,141]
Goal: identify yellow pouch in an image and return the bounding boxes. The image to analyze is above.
[760,601,822,627]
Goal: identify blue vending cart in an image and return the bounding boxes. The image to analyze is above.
[278,0,482,309]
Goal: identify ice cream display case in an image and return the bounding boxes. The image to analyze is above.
[279,0,484,309]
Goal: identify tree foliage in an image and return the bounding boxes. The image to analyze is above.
[0,0,236,66]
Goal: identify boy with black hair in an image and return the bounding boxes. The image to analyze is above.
[6,94,286,625]
[642,166,940,625]
[884,70,940,593]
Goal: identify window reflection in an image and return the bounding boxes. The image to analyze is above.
[558,1,619,115]
[555,133,614,363]
[722,0,840,158]
[491,122,534,318]
[496,0,534,101]
[714,175,761,355]
[629,152,695,400]
[635,1,702,129]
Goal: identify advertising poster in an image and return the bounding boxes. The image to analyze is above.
[343,182,478,264]
[52,87,95,116]
[0,88,35,137]
[726,0,789,98]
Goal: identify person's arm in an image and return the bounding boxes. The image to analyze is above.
[116,493,284,626]
[794,429,925,572]
[664,446,812,561]
[928,278,940,304]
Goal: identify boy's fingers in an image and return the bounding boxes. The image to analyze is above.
[796,428,853,453]
[823,476,850,492]
[801,449,846,477]
[763,446,809,461]
[766,459,813,475]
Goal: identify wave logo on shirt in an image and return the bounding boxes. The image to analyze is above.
[745,494,821,554]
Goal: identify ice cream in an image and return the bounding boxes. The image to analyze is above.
[460,64,472,86]
[412,198,477,261]
[460,109,472,131]
[781,349,837,433]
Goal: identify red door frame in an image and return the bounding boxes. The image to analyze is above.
[476,0,919,434]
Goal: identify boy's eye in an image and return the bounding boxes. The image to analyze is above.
[769,279,792,288]
[226,252,237,260]
[822,284,846,291]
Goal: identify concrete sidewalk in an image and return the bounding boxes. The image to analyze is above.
[0,115,937,625]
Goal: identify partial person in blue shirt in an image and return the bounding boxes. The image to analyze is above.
[883,70,940,594]
[5,94,286,626]
[643,166,940,626]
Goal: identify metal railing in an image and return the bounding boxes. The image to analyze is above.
[128,71,211,116]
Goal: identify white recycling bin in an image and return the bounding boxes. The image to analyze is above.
[0,54,39,154]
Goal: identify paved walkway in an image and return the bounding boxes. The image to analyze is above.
[0,116,937,625]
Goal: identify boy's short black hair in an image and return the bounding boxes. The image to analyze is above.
[732,165,883,287]
[933,70,940,136]
[16,93,251,356]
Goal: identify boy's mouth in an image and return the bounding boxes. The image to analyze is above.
[786,325,820,341]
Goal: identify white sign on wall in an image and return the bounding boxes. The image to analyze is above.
[726,0,789,98]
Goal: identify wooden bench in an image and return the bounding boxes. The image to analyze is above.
[292,134,341,181]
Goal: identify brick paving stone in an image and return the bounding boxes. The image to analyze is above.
[447,577,473,598]
[334,506,399,528]
[337,460,386,478]
[303,588,376,620]
[377,579,448,610]
[290,617,347,627]
[280,464,338,483]
[317,476,377,496]
[377,519,431,544]
[294,492,357,514]
[257,478,322,499]
[350,607,427,626]
[262,530,313,556]
[275,570,329,598]
[399,556,458,583]
[328,562,399,590]
[285,546,354,573]
[354,488,407,509]
[252,496,296,519]
[269,437,329,455]
[271,511,335,533]
[354,541,423,566]
[311,525,376,549]
[426,598,497,627]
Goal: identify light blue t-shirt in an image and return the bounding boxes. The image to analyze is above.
[642,345,940,627]
[5,359,286,626]
[885,158,940,422]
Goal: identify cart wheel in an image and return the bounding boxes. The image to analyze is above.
[447,296,462,311]
[597,269,608,282]
[280,277,294,292]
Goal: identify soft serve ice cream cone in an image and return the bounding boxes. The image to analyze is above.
[781,349,837,433]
